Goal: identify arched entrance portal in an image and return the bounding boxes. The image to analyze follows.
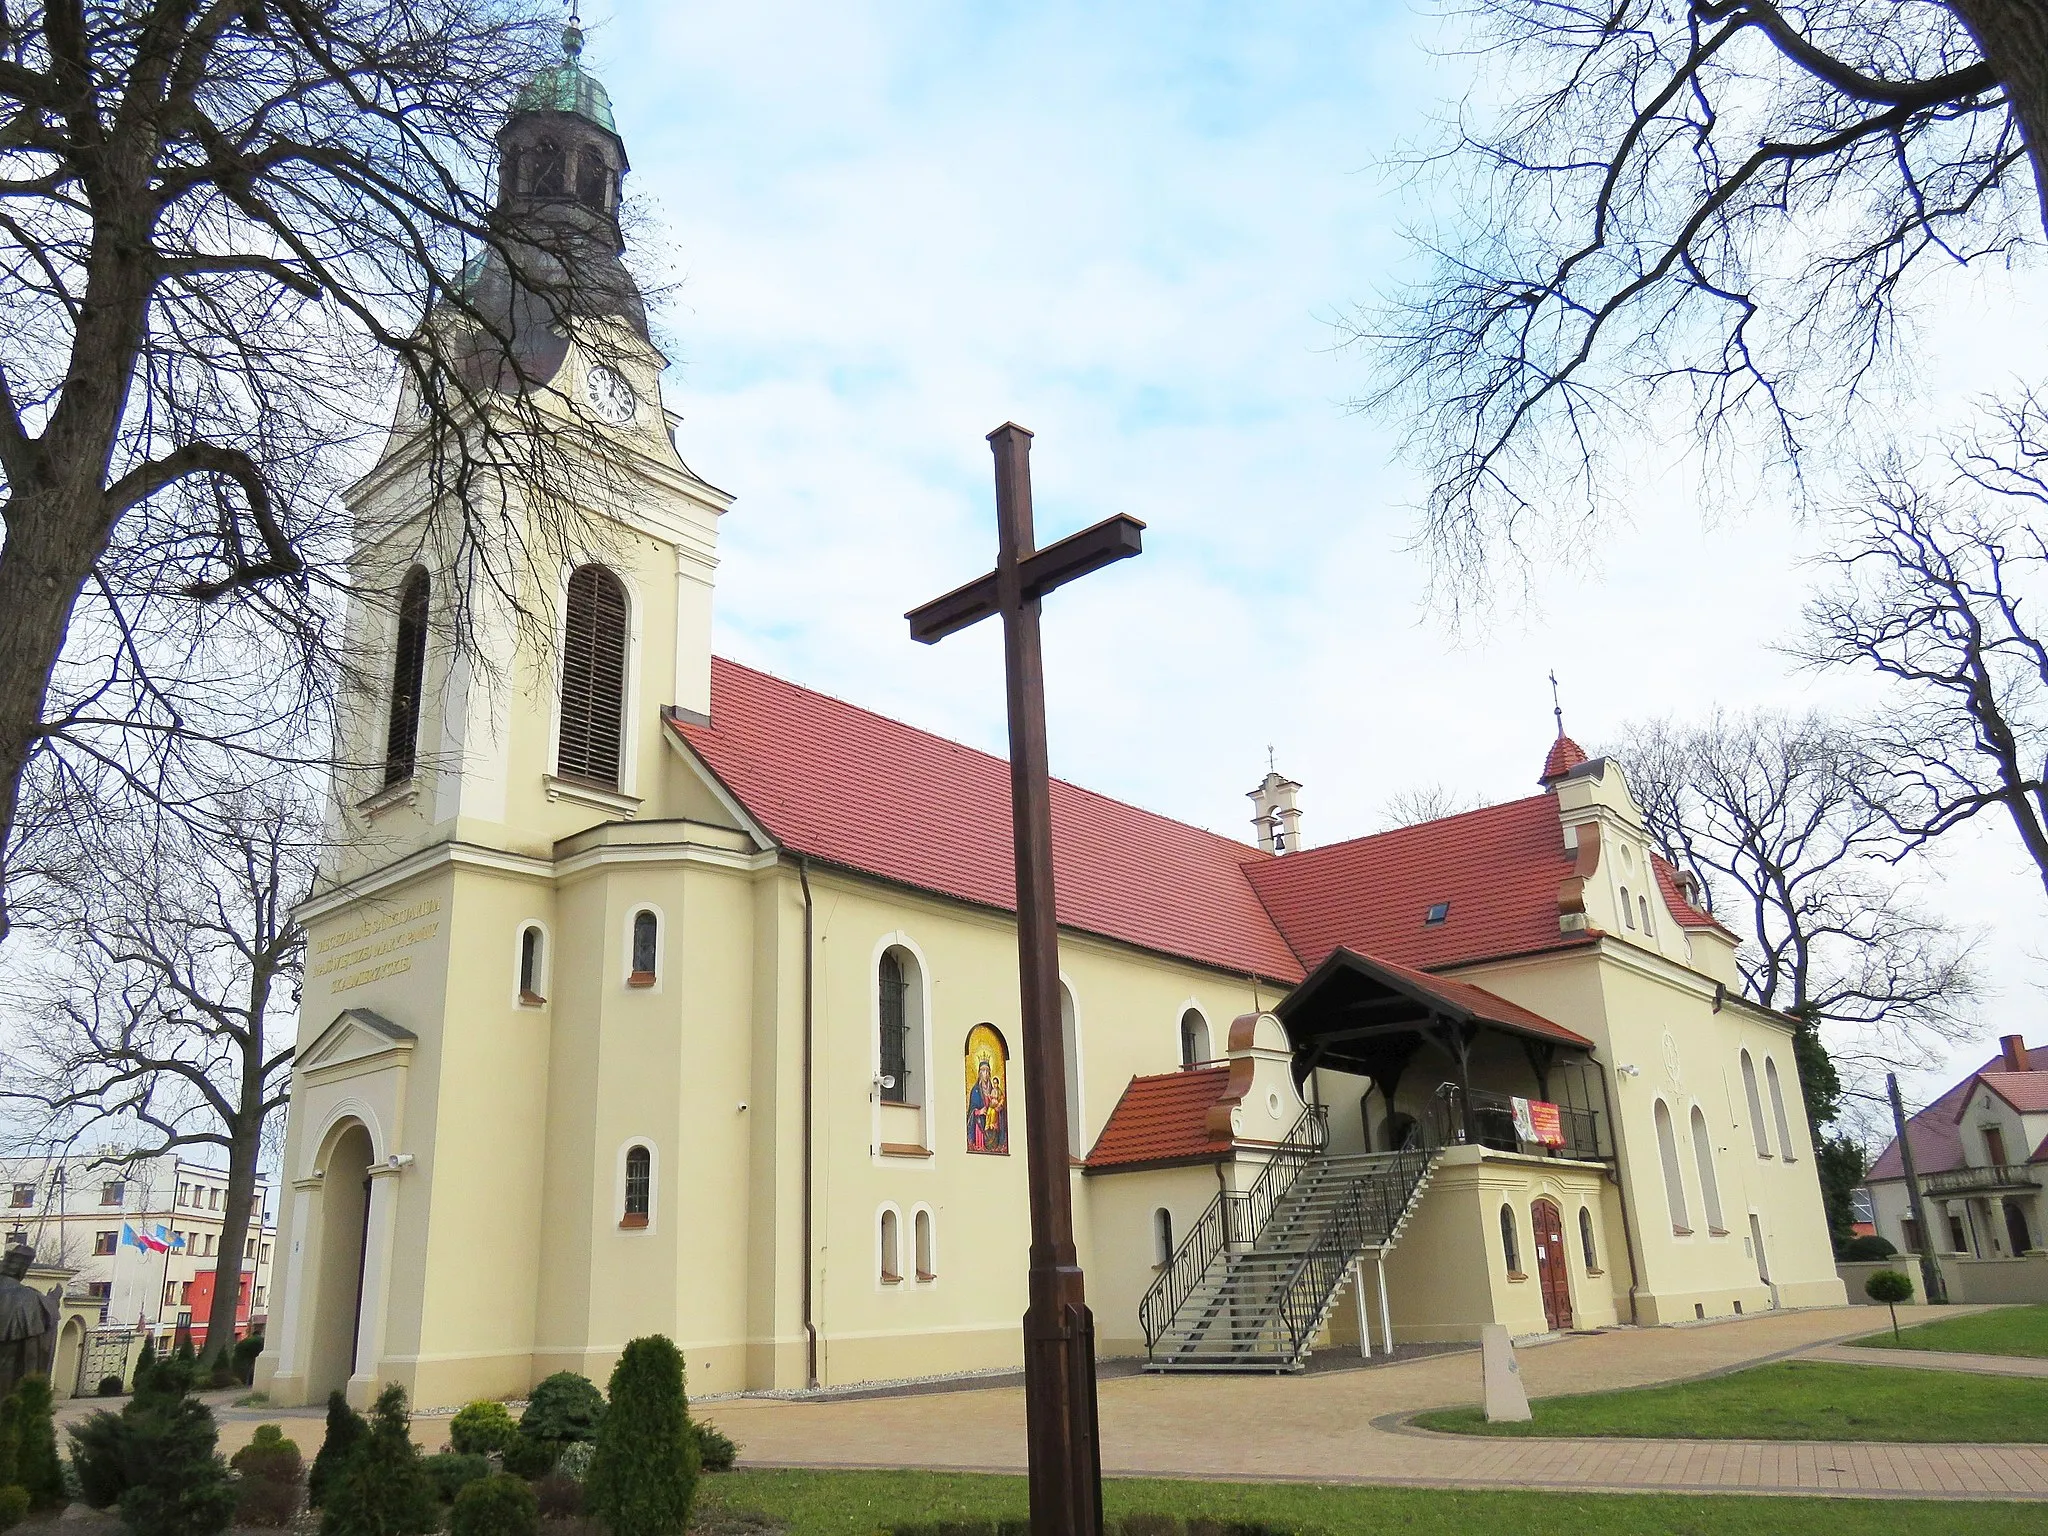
[53,1316,86,1399]
[306,1122,375,1400]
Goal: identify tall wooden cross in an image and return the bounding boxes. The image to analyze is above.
[907,423,1142,1536]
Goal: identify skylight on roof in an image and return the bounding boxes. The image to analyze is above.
[1424,901,1450,926]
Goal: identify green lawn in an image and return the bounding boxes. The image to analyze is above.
[1849,1304,2048,1358]
[695,1469,2048,1535]
[1410,1360,2048,1442]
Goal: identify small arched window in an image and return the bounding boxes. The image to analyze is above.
[1619,887,1635,928]
[557,564,629,790]
[384,566,430,787]
[1154,1207,1175,1267]
[531,137,566,196]
[1765,1057,1797,1161]
[1690,1106,1725,1233]
[518,925,546,1005]
[1639,894,1653,934]
[879,949,911,1104]
[622,1145,650,1229]
[629,909,658,986]
[1655,1099,1690,1234]
[1741,1050,1771,1156]
[1500,1204,1520,1273]
[1061,983,1084,1159]
[1578,1206,1598,1271]
[1179,1009,1210,1068]
[879,1208,900,1283]
[914,1209,934,1281]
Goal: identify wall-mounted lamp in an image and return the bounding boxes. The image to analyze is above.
[1617,1064,1642,1078]
[386,1153,415,1171]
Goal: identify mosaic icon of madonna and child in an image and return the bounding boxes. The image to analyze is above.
[964,1023,1009,1155]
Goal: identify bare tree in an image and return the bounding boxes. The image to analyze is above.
[1359,0,2044,588]
[1376,783,1483,830]
[2,785,314,1365]
[1610,709,1979,1069]
[1796,394,2048,898]
[0,1,660,941]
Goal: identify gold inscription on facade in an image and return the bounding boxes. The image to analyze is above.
[311,921,439,979]
[331,957,413,993]
[314,898,441,956]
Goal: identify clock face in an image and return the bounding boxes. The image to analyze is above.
[582,363,636,426]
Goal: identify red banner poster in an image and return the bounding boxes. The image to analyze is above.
[1527,1100,1566,1147]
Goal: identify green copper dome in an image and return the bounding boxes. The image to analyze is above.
[513,20,616,133]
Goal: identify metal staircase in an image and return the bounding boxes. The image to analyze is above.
[1139,1108,1440,1372]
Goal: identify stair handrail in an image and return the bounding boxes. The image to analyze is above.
[1272,1145,1437,1359]
[1139,1103,1328,1355]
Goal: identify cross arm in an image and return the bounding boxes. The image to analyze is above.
[906,514,1145,644]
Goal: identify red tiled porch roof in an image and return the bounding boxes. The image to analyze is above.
[1084,1066,1234,1170]
[1957,1071,2048,1118]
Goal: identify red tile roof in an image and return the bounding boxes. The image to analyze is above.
[1650,854,1723,931]
[1084,1067,1234,1169]
[1242,797,1589,973]
[1958,1071,2048,1118]
[1314,948,1594,1048]
[671,659,1304,981]
[1868,1045,2048,1181]
[1541,734,1588,783]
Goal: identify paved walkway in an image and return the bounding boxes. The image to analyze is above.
[1803,1342,2048,1378]
[705,1307,2048,1500]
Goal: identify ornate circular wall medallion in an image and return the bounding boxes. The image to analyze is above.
[1661,1031,1683,1085]
[582,363,636,425]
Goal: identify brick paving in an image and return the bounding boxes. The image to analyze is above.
[707,1307,2048,1500]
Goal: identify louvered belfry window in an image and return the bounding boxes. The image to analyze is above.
[383,567,430,787]
[557,564,628,789]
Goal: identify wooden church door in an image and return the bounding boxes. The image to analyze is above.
[1530,1198,1572,1331]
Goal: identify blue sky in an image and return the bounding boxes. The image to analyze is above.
[588,1,2045,1110]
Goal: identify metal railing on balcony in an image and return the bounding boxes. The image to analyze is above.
[1425,1084,1608,1162]
[1921,1163,2040,1196]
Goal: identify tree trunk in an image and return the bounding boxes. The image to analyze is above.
[200,1114,264,1369]
[1950,0,2048,237]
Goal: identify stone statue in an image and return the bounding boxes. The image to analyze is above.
[0,1243,60,1396]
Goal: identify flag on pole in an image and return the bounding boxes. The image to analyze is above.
[121,1224,147,1251]
[139,1225,171,1253]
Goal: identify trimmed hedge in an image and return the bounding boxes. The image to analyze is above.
[519,1372,606,1444]
[449,1473,539,1536]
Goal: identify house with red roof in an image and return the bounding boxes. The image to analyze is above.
[254,38,1842,1411]
[1863,1035,2048,1299]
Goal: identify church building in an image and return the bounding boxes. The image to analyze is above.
[256,31,1843,1411]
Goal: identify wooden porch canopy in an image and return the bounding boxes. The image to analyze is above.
[1276,946,1594,1113]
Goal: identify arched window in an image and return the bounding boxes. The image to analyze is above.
[622,1145,650,1228]
[878,947,922,1105]
[1061,983,1084,1159]
[518,925,546,1005]
[879,1208,900,1283]
[557,564,628,789]
[1154,1207,1175,1267]
[629,909,658,986]
[1639,894,1653,933]
[1741,1050,1771,1156]
[1765,1056,1797,1160]
[1654,1099,1690,1234]
[1619,887,1635,928]
[1500,1204,1520,1273]
[1179,1008,1210,1068]
[1690,1106,1725,1233]
[914,1208,934,1281]
[1578,1206,1598,1271]
[383,566,429,786]
[531,137,566,196]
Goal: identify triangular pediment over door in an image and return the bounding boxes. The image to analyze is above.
[299,1008,418,1085]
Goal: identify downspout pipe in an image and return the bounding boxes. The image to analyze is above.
[798,855,820,1389]
[1594,1056,1642,1325]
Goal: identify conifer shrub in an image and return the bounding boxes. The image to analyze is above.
[317,1383,438,1536]
[585,1335,698,1536]
[498,1431,558,1479]
[7,1377,66,1510]
[0,1389,17,1488]
[229,1423,304,1484]
[518,1371,606,1445]
[448,1472,538,1536]
[235,1479,301,1528]
[0,1485,26,1531]
[448,1399,517,1457]
[554,1438,595,1482]
[306,1391,368,1509]
[695,1419,738,1472]
[113,1391,239,1536]
[424,1450,492,1503]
